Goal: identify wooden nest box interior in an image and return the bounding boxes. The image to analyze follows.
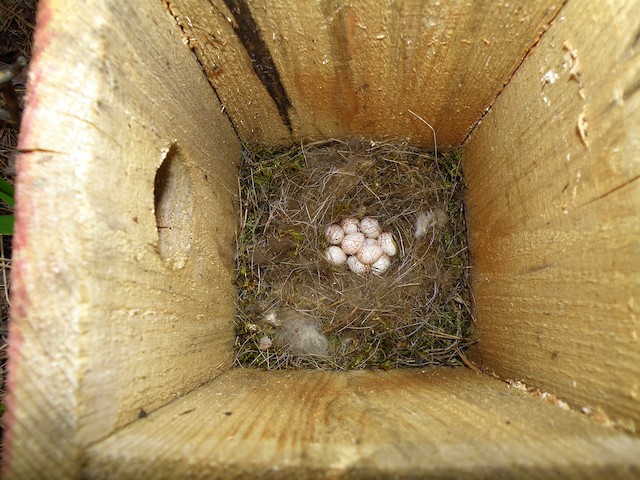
[4,0,640,478]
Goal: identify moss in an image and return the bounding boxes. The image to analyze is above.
[234,139,473,370]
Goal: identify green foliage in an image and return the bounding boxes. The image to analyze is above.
[0,177,14,235]
[0,216,14,234]
[0,178,14,207]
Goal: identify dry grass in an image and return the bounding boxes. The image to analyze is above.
[0,1,37,61]
[0,0,37,444]
[234,139,473,370]
[0,237,9,398]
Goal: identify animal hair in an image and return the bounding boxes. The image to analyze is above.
[273,309,329,357]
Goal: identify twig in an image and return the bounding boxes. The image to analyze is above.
[408,109,438,163]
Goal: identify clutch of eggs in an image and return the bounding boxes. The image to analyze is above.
[324,216,397,274]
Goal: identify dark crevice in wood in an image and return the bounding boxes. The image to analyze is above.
[578,174,640,208]
[162,0,243,143]
[623,78,640,101]
[460,0,572,149]
[221,0,294,134]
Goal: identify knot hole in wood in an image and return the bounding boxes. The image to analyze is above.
[153,143,194,269]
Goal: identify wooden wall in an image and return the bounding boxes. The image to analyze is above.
[86,369,640,478]
[464,0,640,431]
[4,0,640,477]
[3,0,240,477]
[166,0,563,147]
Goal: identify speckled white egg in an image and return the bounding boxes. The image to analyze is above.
[258,336,273,350]
[378,232,397,257]
[364,237,378,246]
[325,246,347,266]
[341,217,360,235]
[356,244,383,265]
[324,224,345,245]
[347,255,370,274]
[359,217,381,239]
[341,232,365,255]
[371,254,392,275]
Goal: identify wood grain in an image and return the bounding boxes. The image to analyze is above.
[5,0,640,478]
[464,0,640,431]
[166,0,562,147]
[85,369,640,479]
[2,0,240,477]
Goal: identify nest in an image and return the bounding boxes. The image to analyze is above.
[235,139,473,370]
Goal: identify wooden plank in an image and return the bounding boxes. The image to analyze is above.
[2,0,240,478]
[85,368,640,479]
[464,0,640,431]
[165,0,562,147]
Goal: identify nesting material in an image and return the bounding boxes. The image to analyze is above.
[235,139,472,370]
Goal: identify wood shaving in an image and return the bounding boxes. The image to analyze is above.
[563,41,585,99]
[577,109,589,148]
